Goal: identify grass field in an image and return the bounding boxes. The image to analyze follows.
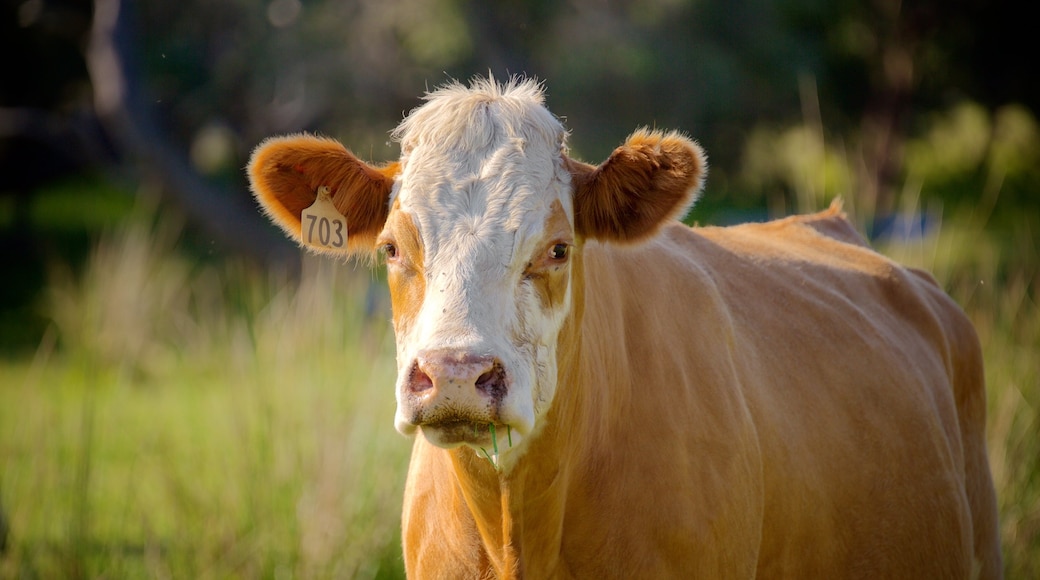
[1,219,411,578]
[1,200,1037,578]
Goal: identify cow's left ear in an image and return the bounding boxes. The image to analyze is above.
[566,129,706,243]
[248,134,399,257]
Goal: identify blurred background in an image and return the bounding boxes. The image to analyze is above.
[1,0,1037,577]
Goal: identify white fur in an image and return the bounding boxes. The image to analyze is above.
[386,77,575,466]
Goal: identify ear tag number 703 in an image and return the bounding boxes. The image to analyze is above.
[301,185,347,250]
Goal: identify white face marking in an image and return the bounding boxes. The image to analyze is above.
[378,80,576,466]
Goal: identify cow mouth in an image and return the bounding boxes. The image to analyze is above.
[420,419,514,450]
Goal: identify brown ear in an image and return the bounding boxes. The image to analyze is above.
[247,134,399,256]
[567,129,707,242]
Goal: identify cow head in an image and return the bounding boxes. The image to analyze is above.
[248,78,706,467]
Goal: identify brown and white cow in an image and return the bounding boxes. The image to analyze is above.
[248,77,1001,578]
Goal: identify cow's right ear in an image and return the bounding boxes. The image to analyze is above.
[566,129,706,243]
[248,134,399,257]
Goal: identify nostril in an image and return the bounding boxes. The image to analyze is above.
[408,363,434,393]
[475,362,507,399]
[413,351,508,399]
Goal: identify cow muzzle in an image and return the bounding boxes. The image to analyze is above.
[396,349,513,448]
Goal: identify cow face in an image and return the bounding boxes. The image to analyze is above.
[248,78,706,467]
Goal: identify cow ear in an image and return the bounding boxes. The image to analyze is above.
[248,134,399,257]
[567,129,707,242]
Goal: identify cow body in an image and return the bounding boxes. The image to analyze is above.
[247,77,1001,578]
[401,212,997,578]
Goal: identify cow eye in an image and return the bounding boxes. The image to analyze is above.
[382,242,398,259]
[549,243,570,261]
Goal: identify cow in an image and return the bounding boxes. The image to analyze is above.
[247,77,1002,578]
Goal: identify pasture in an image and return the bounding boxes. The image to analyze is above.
[1,197,1037,577]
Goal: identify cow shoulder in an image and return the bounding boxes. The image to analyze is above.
[796,199,869,247]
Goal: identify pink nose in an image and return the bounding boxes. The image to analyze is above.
[409,350,507,400]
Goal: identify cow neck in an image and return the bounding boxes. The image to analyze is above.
[446,250,589,579]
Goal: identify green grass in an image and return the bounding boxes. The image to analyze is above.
[1,198,1038,577]
[0,218,411,578]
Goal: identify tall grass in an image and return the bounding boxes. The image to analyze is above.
[0,213,411,578]
[1,191,1037,577]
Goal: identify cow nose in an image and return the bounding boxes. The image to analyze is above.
[410,350,508,399]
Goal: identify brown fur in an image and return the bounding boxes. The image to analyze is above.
[567,128,706,242]
[401,209,1001,578]
[523,200,575,312]
[378,201,427,337]
[247,134,399,257]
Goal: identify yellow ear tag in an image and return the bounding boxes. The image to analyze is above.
[301,186,347,250]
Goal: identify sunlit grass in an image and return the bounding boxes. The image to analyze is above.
[0,214,410,579]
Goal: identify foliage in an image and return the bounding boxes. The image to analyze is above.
[115,0,1039,199]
